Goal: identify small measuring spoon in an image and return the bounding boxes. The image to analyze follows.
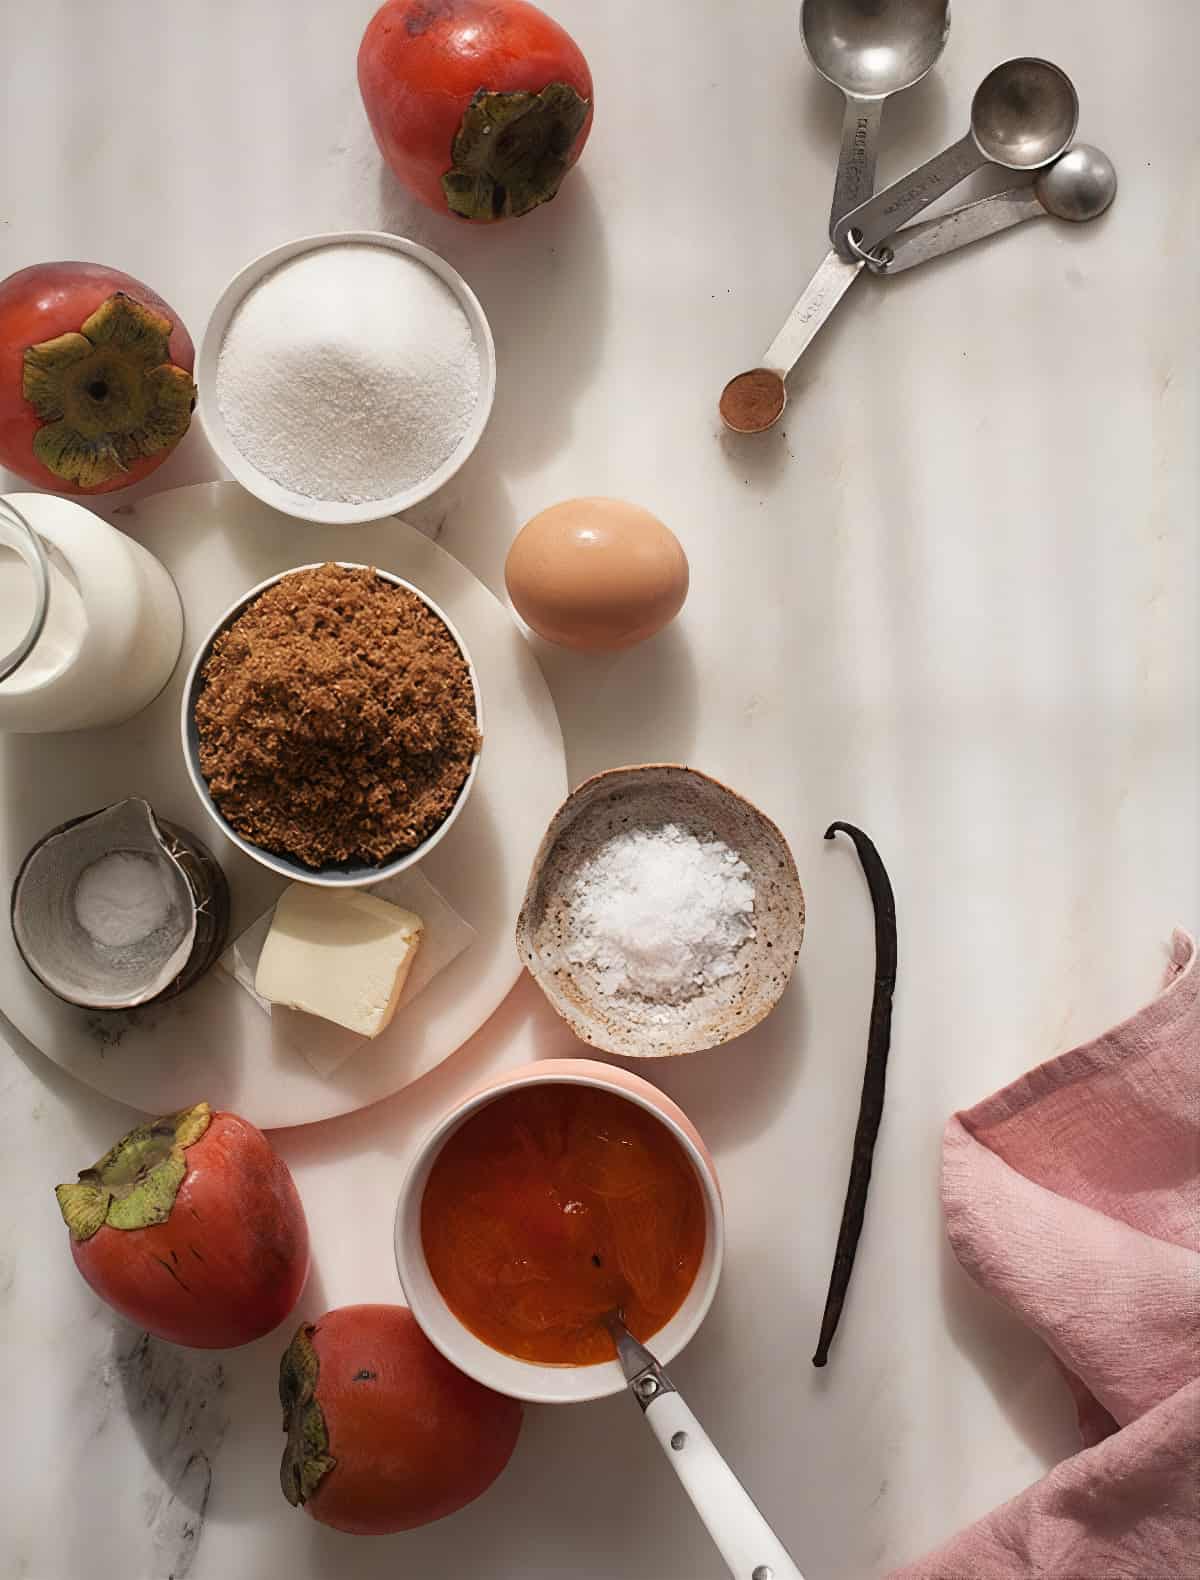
[720,251,861,433]
[872,143,1116,274]
[832,57,1079,258]
[801,0,950,239]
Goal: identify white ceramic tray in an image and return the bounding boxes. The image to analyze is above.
[0,482,566,1128]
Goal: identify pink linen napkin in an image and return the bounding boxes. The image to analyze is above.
[891,929,1199,1580]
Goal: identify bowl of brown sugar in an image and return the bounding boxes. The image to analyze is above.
[182,562,482,886]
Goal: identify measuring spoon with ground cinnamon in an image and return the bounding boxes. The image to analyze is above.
[719,249,865,434]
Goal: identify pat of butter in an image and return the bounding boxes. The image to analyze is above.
[255,883,423,1039]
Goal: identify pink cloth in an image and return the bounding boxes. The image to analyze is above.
[892,929,1199,1580]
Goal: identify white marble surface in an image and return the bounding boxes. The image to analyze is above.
[1,1,1197,1577]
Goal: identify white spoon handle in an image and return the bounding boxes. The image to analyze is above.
[643,1389,806,1580]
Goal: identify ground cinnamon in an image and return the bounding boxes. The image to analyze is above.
[194,564,480,868]
[719,368,786,434]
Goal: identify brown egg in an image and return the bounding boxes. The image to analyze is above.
[505,499,689,652]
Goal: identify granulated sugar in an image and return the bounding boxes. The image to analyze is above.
[562,823,755,1009]
[216,243,480,504]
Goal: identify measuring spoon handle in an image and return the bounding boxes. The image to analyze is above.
[764,249,863,376]
[830,95,884,240]
[833,131,983,256]
[877,184,1045,274]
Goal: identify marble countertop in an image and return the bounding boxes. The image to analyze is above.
[1,1,1196,1576]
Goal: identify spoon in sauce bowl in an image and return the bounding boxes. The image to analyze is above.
[604,1310,807,1579]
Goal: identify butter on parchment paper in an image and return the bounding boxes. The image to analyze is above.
[254,883,424,1039]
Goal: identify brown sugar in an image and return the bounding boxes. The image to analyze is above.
[194,564,480,868]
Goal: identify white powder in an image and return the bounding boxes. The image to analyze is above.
[562,824,756,1009]
[216,244,481,504]
[74,852,175,949]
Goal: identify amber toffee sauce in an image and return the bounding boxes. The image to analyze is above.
[421,1084,707,1366]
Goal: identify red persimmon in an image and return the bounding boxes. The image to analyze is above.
[56,1103,308,1349]
[0,261,195,493]
[280,1305,523,1535]
[358,0,593,222]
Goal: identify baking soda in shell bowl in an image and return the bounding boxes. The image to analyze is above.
[394,1060,724,1405]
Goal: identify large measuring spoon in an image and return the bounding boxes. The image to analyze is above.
[801,0,950,240]
[719,143,1112,434]
[872,143,1116,274]
[832,57,1079,259]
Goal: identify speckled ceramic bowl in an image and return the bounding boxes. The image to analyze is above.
[516,765,804,1057]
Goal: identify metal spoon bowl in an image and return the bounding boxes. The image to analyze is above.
[874,143,1117,275]
[832,56,1079,256]
[801,0,950,239]
[970,56,1080,168]
[1036,142,1118,220]
[801,0,950,98]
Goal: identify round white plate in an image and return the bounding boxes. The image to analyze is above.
[0,482,566,1127]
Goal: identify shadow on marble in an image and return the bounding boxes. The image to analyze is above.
[868,197,1121,296]
[937,1231,1081,1470]
[274,969,577,1162]
[718,422,793,491]
[0,1006,141,1139]
[533,618,703,783]
[274,922,806,1176]
[376,167,611,484]
[608,974,810,1153]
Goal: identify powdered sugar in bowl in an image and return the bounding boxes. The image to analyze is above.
[198,232,496,525]
[517,765,805,1057]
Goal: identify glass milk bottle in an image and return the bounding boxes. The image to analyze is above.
[0,493,183,732]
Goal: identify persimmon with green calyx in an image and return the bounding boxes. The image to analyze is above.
[358,0,593,222]
[56,1102,309,1349]
[0,262,196,493]
[280,1305,523,1535]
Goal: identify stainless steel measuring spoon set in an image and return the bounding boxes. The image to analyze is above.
[721,1,1116,434]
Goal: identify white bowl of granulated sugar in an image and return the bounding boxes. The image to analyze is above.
[199,232,496,525]
[516,765,806,1058]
